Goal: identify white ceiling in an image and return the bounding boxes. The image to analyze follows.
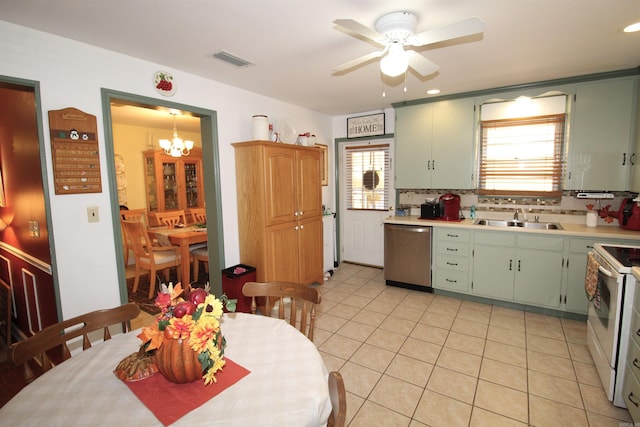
[3,0,640,118]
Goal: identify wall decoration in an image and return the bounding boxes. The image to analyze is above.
[48,107,102,195]
[318,144,328,186]
[347,113,385,138]
[154,71,176,97]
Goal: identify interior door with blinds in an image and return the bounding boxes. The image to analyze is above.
[339,139,393,267]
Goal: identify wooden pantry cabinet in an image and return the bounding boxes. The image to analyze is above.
[143,148,204,213]
[233,141,323,285]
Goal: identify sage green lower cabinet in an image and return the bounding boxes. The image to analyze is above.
[513,235,564,309]
[433,228,471,292]
[472,232,515,299]
[471,231,563,308]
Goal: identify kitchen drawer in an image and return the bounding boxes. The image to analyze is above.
[436,228,470,242]
[437,241,469,256]
[436,254,469,272]
[434,269,469,292]
[568,238,598,254]
[623,360,640,422]
[631,307,640,349]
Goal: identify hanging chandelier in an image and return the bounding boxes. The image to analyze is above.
[159,113,194,157]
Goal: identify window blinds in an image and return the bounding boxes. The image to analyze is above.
[345,144,390,210]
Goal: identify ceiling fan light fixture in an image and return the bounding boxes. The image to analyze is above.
[623,22,640,32]
[380,42,408,77]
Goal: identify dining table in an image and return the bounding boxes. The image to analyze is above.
[150,225,208,286]
[0,313,332,426]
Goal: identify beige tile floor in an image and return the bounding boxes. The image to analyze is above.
[313,262,634,427]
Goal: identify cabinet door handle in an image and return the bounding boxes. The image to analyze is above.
[628,392,639,407]
[631,153,636,165]
[432,160,435,170]
[446,262,458,266]
[446,233,459,238]
[299,211,304,216]
[509,260,513,271]
[636,328,640,337]
[446,247,458,252]
[295,226,299,230]
[294,211,299,216]
[446,278,457,283]
[427,160,431,170]
[633,358,640,370]
[622,152,627,166]
[518,260,521,271]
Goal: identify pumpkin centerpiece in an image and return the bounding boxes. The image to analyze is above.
[137,282,235,385]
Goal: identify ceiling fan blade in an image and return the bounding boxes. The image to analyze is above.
[406,51,440,76]
[332,50,384,74]
[333,18,386,44]
[407,17,485,47]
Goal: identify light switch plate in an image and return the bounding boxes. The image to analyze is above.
[87,206,99,223]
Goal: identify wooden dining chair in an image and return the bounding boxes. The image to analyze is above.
[121,219,182,299]
[9,302,140,384]
[120,208,149,265]
[152,210,186,229]
[242,281,321,341]
[186,207,207,224]
[327,371,346,427]
[191,246,209,282]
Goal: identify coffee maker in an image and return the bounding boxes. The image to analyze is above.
[439,193,461,221]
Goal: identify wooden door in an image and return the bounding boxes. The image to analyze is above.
[265,221,299,282]
[264,145,297,226]
[297,216,323,284]
[297,149,322,219]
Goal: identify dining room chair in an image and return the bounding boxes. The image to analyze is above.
[152,210,186,229]
[9,302,140,384]
[327,371,346,427]
[120,208,149,265]
[241,281,321,341]
[186,207,207,224]
[121,219,182,299]
[191,246,209,282]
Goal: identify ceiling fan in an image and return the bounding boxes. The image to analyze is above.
[332,11,484,78]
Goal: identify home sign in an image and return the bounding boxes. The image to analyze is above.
[347,113,385,139]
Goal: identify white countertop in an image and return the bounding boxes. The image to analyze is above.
[384,215,640,240]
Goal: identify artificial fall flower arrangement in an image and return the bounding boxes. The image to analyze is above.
[137,282,236,385]
[586,203,619,224]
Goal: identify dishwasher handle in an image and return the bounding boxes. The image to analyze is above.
[384,224,431,233]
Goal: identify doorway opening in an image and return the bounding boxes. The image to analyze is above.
[100,89,225,301]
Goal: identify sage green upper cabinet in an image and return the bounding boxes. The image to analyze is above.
[395,98,475,189]
[566,78,637,191]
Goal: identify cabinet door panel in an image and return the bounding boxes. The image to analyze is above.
[265,221,299,282]
[264,146,297,225]
[514,248,563,308]
[432,98,476,189]
[567,78,635,190]
[472,245,514,299]
[298,216,323,284]
[395,105,432,188]
[297,149,322,219]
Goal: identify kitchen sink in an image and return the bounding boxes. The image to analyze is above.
[474,219,563,230]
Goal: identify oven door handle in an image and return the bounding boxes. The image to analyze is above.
[598,265,613,277]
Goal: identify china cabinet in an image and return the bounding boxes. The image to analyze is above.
[143,148,204,213]
[233,141,323,285]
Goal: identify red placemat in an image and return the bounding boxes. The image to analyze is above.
[124,358,250,426]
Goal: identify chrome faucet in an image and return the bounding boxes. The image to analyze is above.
[514,208,520,221]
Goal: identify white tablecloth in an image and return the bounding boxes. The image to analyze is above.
[0,313,331,426]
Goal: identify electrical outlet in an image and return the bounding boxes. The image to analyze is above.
[87,206,99,223]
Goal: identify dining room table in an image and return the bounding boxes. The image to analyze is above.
[0,312,332,426]
[150,225,208,286]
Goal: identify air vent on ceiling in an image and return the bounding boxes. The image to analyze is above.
[210,50,254,67]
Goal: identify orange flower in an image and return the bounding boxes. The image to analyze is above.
[165,315,194,340]
[189,322,218,353]
[138,324,164,351]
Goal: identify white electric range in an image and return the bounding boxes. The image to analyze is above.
[588,243,640,408]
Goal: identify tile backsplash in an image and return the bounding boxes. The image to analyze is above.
[397,190,633,226]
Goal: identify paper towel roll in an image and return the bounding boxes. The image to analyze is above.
[586,211,597,227]
[252,115,269,141]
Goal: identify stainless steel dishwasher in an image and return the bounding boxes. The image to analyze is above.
[384,223,432,291]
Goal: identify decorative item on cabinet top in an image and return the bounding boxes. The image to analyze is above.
[48,107,102,195]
